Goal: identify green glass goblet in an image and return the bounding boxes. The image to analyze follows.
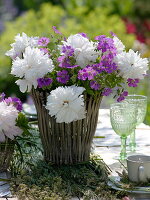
[110,103,137,160]
[124,95,147,152]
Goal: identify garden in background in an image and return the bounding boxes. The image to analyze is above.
[0,0,150,124]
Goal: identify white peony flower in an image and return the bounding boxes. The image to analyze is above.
[0,102,22,142]
[60,34,99,68]
[11,46,54,92]
[46,86,86,123]
[113,36,125,54]
[5,32,39,59]
[116,49,149,79]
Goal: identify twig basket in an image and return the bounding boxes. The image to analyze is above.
[32,89,102,165]
[0,139,14,172]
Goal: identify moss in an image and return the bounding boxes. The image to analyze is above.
[10,130,123,199]
[10,155,121,200]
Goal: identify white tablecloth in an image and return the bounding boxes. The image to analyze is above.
[94,109,150,167]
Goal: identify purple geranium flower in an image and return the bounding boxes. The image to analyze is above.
[57,70,70,84]
[94,34,118,75]
[97,37,115,53]
[110,31,117,37]
[58,56,71,68]
[127,78,139,87]
[37,77,53,88]
[0,92,5,102]
[95,35,106,41]
[92,63,104,74]
[38,37,50,46]
[90,81,100,90]
[117,91,128,102]
[78,66,97,81]
[62,45,74,57]
[58,56,78,68]
[100,55,118,73]
[78,32,88,38]
[40,48,49,54]
[5,97,22,111]
[52,26,62,35]
[102,88,112,96]
[95,34,117,55]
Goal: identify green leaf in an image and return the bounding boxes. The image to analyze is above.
[16,112,31,136]
[86,89,94,96]
[70,74,77,83]
[93,136,105,138]
[16,113,29,128]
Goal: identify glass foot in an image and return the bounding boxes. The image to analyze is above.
[127,145,144,156]
[113,154,127,161]
[129,142,136,152]
[120,152,127,161]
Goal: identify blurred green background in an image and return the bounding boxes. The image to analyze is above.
[0,0,150,124]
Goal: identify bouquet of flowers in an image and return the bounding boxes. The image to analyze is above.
[6,27,149,124]
[6,27,149,164]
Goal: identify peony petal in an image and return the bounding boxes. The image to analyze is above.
[0,132,6,142]
[46,86,86,123]
[16,79,28,93]
[11,126,23,136]
[4,131,15,140]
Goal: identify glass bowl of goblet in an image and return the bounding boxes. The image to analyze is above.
[110,103,137,160]
[124,95,147,152]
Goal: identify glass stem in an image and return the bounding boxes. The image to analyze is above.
[120,136,127,161]
[129,129,136,152]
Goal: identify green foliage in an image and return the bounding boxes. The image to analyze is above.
[13,117,41,175]
[11,128,43,176]
[14,0,135,17]
[134,0,150,18]
[16,112,31,135]
[61,6,135,48]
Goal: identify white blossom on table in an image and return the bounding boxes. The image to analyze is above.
[0,101,22,142]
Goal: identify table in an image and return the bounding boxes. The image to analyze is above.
[0,199,17,200]
[93,109,150,200]
[94,109,150,171]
